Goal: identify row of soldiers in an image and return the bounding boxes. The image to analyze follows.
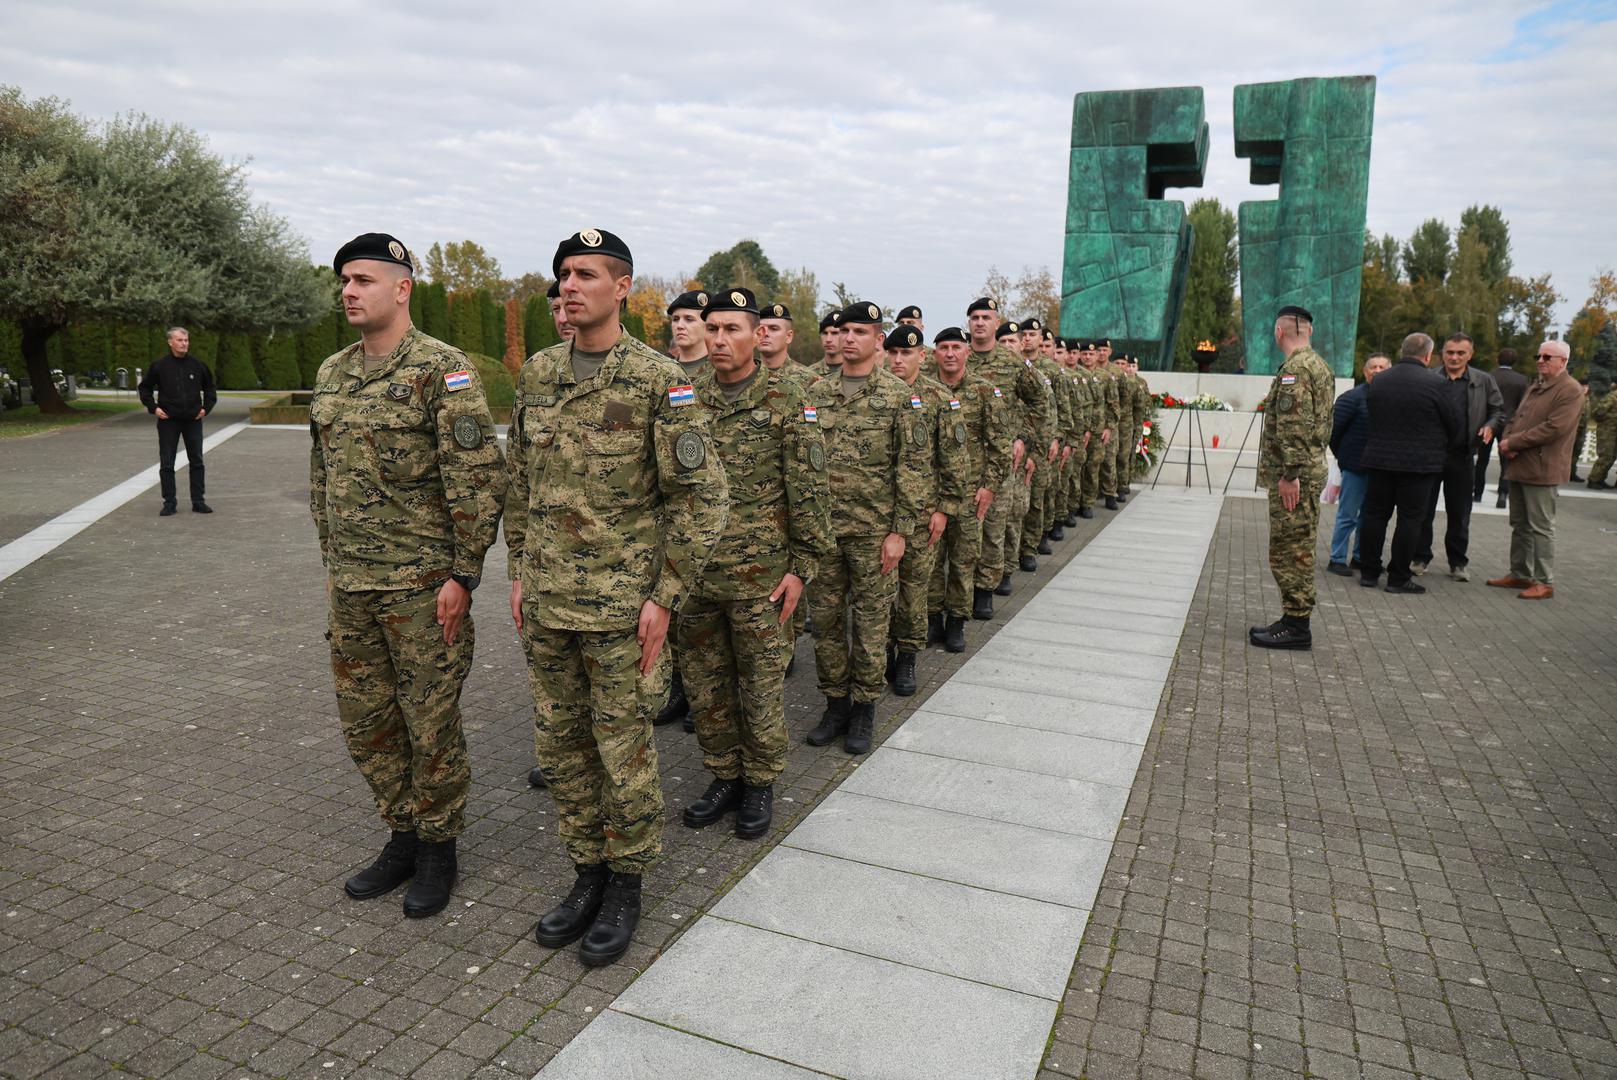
[308,229,1153,970]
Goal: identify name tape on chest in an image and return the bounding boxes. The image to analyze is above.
[444,370,472,392]
[802,405,818,422]
[668,385,695,407]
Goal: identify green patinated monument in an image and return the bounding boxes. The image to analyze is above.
[1236,76,1376,376]
[1059,87,1208,371]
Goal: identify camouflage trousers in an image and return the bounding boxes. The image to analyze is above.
[929,510,983,616]
[1018,457,1052,560]
[520,616,666,872]
[678,593,790,786]
[1591,424,1616,484]
[1113,426,1134,493]
[1267,478,1322,618]
[809,534,901,703]
[1064,444,1087,513]
[1001,466,1033,574]
[1089,430,1117,500]
[327,585,472,842]
[976,471,1015,590]
[890,521,941,653]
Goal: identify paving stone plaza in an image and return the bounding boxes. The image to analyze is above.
[2,401,1614,1080]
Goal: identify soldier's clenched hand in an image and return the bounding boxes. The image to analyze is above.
[927,511,947,548]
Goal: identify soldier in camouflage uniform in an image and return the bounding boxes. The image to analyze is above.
[809,310,845,379]
[1111,353,1140,501]
[804,302,928,754]
[1586,384,1617,489]
[311,233,506,920]
[759,302,813,391]
[1128,356,1153,496]
[1058,339,1094,523]
[1252,305,1335,651]
[507,229,729,967]
[678,289,831,839]
[927,326,1011,649]
[1081,340,1122,511]
[883,324,969,695]
[1023,322,1071,554]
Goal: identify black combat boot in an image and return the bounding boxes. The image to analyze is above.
[527,765,548,789]
[1078,505,1094,519]
[892,651,918,696]
[535,863,608,947]
[994,574,1014,597]
[191,501,213,513]
[344,830,416,899]
[786,653,796,678]
[654,672,689,727]
[1064,512,1079,527]
[943,615,967,653]
[682,777,743,828]
[1036,536,1053,555]
[579,871,641,967]
[884,643,897,685]
[735,784,774,840]
[843,701,875,755]
[971,588,994,620]
[1104,495,1118,510]
[1019,554,1038,572]
[1249,615,1312,651]
[927,612,944,646]
[1048,523,1065,541]
[806,696,850,746]
[402,838,457,918]
[1116,492,1128,504]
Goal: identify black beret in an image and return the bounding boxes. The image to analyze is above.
[334,232,413,274]
[839,301,884,325]
[818,311,841,331]
[760,301,792,321]
[896,304,923,321]
[1277,304,1314,322]
[667,289,711,315]
[1111,352,1131,363]
[967,297,1000,315]
[1023,317,1043,332]
[933,326,967,345]
[546,280,560,300]
[1043,328,1055,341]
[995,321,1021,340]
[551,228,633,278]
[704,287,759,317]
[884,325,924,350]
[1097,338,1113,348]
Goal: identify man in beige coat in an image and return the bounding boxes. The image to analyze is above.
[1487,341,1583,599]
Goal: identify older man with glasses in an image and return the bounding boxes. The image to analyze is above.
[1487,341,1583,600]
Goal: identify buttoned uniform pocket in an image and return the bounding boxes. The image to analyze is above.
[364,404,433,484]
[582,426,651,507]
[847,415,893,467]
[724,420,782,505]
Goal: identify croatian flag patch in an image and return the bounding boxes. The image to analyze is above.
[668,385,696,406]
[909,395,924,410]
[444,370,472,392]
[1279,374,1297,385]
[948,398,961,410]
[992,387,1003,397]
[803,406,818,423]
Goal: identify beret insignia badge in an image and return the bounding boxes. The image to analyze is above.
[579,228,603,247]
[387,240,405,260]
[866,304,879,320]
[731,291,746,306]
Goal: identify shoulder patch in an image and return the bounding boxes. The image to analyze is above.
[444,370,472,392]
[1279,374,1297,385]
[808,443,826,471]
[802,405,818,423]
[910,395,924,409]
[452,415,483,449]
[948,398,961,410]
[674,430,706,469]
[668,384,696,406]
[992,387,1003,397]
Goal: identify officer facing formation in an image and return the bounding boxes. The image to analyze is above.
[312,233,507,919]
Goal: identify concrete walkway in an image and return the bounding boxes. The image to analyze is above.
[538,492,1226,1080]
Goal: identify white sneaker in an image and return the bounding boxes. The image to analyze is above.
[1451,566,1470,582]
[1411,561,1429,576]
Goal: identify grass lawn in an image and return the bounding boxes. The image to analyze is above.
[0,399,145,439]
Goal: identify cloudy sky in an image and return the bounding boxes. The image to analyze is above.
[5,0,1615,332]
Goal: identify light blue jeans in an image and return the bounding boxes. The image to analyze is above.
[1329,467,1369,565]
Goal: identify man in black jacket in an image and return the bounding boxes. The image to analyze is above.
[1414,333,1504,581]
[1478,348,1530,506]
[1326,353,1390,574]
[1355,333,1462,593]
[137,327,218,515]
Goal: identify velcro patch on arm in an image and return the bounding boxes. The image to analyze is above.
[444,370,472,391]
[668,385,695,407]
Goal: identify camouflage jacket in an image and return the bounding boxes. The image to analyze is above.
[1591,389,1617,424]
[504,332,729,631]
[936,367,1012,493]
[309,327,506,592]
[1033,356,1074,442]
[688,366,832,601]
[904,374,972,519]
[765,360,817,392]
[1258,345,1335,486]
[807,366,929,538]
[971,345,1055,450]
[1094,364,1123,430]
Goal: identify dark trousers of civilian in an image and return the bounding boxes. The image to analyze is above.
[1472,437,1495,499]
[157,417,205,507]
[1417,451,1474,570]
[1358,469,1437,586]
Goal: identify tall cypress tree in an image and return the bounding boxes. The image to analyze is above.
[478,289,503,359]
[215,332,257,389]
[523,295,558,355]
[449,293,483,355]
[419,281,451,341]
[258,330,303,389]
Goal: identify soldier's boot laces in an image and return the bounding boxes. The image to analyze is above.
[971,588,994,621]
[402,838,457,918]
[844,701,875,756]
[344,830,417,900]
[682,777,743,829]
[943,615,968,653]
[735,784,774,840]
[1249,615,1312,651]
[535,863,609,948]
[806,696,850,746]
[579,872,641,968]
[892,652,918,697]
[654,672,689,727]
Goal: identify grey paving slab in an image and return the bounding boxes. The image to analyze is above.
[1075,544,1210,567]
[839,747,1131,839]
[539,1011,827,1080]
[711,846,1087,1000]
[612,919,1055,1080]
[918,681,1158,743]
[1018,585,1191,619]
[783,791,1113,908]
[1054,562,1206,586]
[885,710,1146,788]
[1013,597,1191,636]
[974,636,1175,682]
[951,654,1172,708]
[994,616,1182,656]
[1039,573,1199,602]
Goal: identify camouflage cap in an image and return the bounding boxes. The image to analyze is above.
[552,228,632,277]
[334,232,413,275]
[884,325,924,350]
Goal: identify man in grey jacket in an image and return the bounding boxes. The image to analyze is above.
[1413,333,1504,581]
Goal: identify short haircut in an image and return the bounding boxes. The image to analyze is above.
[1366,352,1391,362]
[1539,340,1570,360]
[603,256,632,282]
[1400,332,1434,359]
[1445,332,1474,347]
[166,326,188,338]
[1497,347,1518,367]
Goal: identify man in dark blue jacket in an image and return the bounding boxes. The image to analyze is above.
[1355,333,1463,592]
[1326,354,1390,574]
[137,328,219,516]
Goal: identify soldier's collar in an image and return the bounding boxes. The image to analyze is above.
[697,362,767,410]
[557,333,628,387]
[341,326,419,383]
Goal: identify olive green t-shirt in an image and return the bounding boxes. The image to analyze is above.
[571,347,611,384]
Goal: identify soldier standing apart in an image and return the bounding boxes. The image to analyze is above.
[312,234,506,917]
[805,302,927,753]
[928,326,1011,648]
[883,324,969,694]
[139,327,218,515]
[506,230,728,966]
[1251,305,1335,650]
[679,289,831,837]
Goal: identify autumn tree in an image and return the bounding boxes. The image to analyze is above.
[1497,273,1561,361]
[980,267,1013,310]
[1566,270,1617,369]
[424,240,504,294]
[1011,266,1060,328]
[773,267,825,365]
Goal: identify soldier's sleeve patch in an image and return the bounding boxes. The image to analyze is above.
[1279,374,1297,386]
[802,405,818,422]
[452,415,483,449]
[992,387,1003,397]
[808,443,826,471]
[948,398,961,410]
[674,430,706,469]
[954,422,967,445]
[910,395,923,409]
[668,384,696,407]
[1278,392,1296,413]
[444,370,472,392]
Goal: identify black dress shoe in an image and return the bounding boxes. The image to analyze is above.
[1385,580,1426,594]
[1078,505,1094,519]
[994,574,1013,597]
[1349,557,1361,569]
[943,615,967,652]
[1249,616,1311,650]
[579,872,642,967]
[1104,496,1118,510]
[1326,561,1352,576]
[971,588,994,621]
[1359,575,1379,588]
[191,502,213,513]
[927,612,944,645]
[344,831,416,899]
[654,673,689,726]
[682,777,743,828]
[527,766,548,789]
[402,838,457,918]
[843,701,875,755]
[1019,554,1038,572]
[892,651,917,696]
[735,784,773,840]
[535,864,608,947]
[1048,523,1065,541]
[1065,513,1079,527]
[1495,494,1507,509]
[159,504,177,517]
[1036,538,1053,555]
[806,696,850,746]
